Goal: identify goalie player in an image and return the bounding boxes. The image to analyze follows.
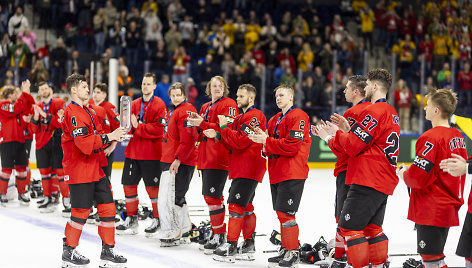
[212,84,267,262]
[157,82,198,246]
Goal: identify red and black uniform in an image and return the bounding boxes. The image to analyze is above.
[331,99,400,268]
[62,101,115,248]
[264,107,311,251]
[457,155,472,259]
[220,106,267,243]
[404,127,467,261]
[327,99,371,260]
[30,98,68,200]
[0,92,35,196]
[89,103,113,179]
[197,96,238,234]
[161,101,198,206]
[121,96,166,219]
[19,105,33,185]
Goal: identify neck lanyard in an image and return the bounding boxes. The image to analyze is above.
[72,101,97,134]
[203,96,224,120]
[166,101,186,127]
[43,98,52,113]
[273,106,294,137]
[139,96,154,122]
[376,98,387,103]
[235,105,254,127]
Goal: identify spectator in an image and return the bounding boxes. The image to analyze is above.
[127,7,144,34]
[50,38,68,88]
[277,47,296,74]
[141,0,158,13]
[319,43,333,74]
[35,40,49,70]
[251,42,265,66]
[117,65,132,95]
[337,41,352,72]
[359,6,374,52]
[437,62,451,87]
[222,18,237,46]
[458,32,471,70]
[419,33,434,74]
[302,76,318,112]
[199,54,219,89]
[17,27,37,55]
[383,9,399,52]
[276,24,291,50]
[233,21,246,62]
[280,67,296,88]
[70,50,85,74]
[195,0,211,25]
[292,14,310,37]
[9,37,30,81]
[171,46,190,83]
[8,6,29,40]
[164,23,182,55]
[0,5,9,35]
[143,8,162,49]
[210,27,230,64]
[221,52,235,75]
[103,0,117,29]
[93,8,108,55]
[260,18,277,45]
[186,77,198,106]
[413,15,426,46]
[432,30,449,71]
[297,42,314,73]
[125,20,141,74]
[167,0,186,22]
[457,62,472,113]
[394,79,412,133]
[108,20,126,58]
[179,15,194,49]
[150,39,168,80]
[154,74,171,106]
[398,34,416,82]
[28,61,50,87]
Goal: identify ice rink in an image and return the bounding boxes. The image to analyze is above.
[0,168,469,268]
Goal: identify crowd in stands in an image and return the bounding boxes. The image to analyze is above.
[0,0,471,131]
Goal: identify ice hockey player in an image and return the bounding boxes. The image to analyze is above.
[61,73,127,267]
[0,82,35,206]
[91,83,120,179]
[116,73,166,235]
[187,76,238,254]
[212,84,267,263]
[157,82,198,246]
[398,88,467,268]
[249,84,311,268]
[312,75,370,268]
[30,81,70,214]
[314,69,399,268]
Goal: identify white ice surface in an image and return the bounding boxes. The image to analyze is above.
[0,169,469,268]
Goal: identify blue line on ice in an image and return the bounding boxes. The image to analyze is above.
[0,209,205,268]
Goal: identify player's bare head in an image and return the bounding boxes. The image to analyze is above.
[168,82,186,98]
[37,81,53,98]
[93,83,108,103]
[206,76,229,99]
[366,69,392,94]
[143,73,157,85]
[142,73,156,96]
[425,88,458,119]
[236,84,256,109]
[348,75,367,96]
[274,85,294,109]
[168,82,187,106]
[66,73,86,93]
[94,83,108,94]
[2,85,16,100]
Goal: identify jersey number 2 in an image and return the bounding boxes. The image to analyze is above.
[384,132,399,167]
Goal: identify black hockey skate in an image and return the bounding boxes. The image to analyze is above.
[38,196,56,213]
[144,218,160,238]
[213,241,237,263]
[18,193,30,206]
[62,197,71,218]
[329,258,347,268]
[116,215,138,235]
[278,249,300,268]
[203,233,226,255]
[0,194,8,206]
[236,234,256,261]
[99,244,127,268]
[62,238,90,268]
[268,247,287,268]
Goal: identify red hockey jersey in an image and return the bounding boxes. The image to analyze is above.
[30,98,65,149]
[125,96,166,160]
[220,106,267,183]
[89,99,120,132]
[197,97,238,170]
[62,102,108,184]
[20,105,34,140]
[404,126,467,227]
[265,108,311,184]
[161,102,198,166]
[89,103,110,134]
[333,101,400,195]
[0,92,35,143]
[329,100,371,177]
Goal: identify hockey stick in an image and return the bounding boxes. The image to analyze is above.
[388,253,419,257]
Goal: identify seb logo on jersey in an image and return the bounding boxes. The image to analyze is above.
[352,123,372,144]
[290,130,304,140]
[72,127,88,138]
[413,155,434,173]
[241,123,255,135]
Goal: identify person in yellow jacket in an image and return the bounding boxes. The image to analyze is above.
[360,7,374,51]
[297,43,314,72]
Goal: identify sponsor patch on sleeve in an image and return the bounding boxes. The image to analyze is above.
[290,130,304,140]
[413,155,434,173]
[183,120,193,128]
[240,123,255,135]
[225,116,234,124]
[159,117,166,125]
[113,116,120,123]
[351,123,372,144]
[72,127,88,138]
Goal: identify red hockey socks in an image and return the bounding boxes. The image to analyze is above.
[145,186,159,219]
[51,173,60,196]
[26,162,31,186]
[0,168,12,194]
[65,208,91,247]
[97,203,116,246]
[422,254,447,268]
[55,169,69,198]
[14,166,27,194]
[276,211,299,250]
[39,168,52,197]
[227,203,244,242]
[123,185,139,216]
[204,195,226,234]
[340,228,369,268]
[243,202,256,239]
[334,227,347,259]
[365,224,388,266]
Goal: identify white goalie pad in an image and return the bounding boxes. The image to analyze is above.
[157,171,180,240]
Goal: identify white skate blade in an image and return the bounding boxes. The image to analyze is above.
[116,228,138,235]
[145,231,158,238]
[61,260,89,268]
[314,259,332,267]
[160,239,180,247]
[236,252,255,261]
[276,263,298,268]
[204,248,216,255]
[99,259,127,268]
[19,200,30,207]
[213,255,236,263]
[39,206,56,213]
[268,262,279,268]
